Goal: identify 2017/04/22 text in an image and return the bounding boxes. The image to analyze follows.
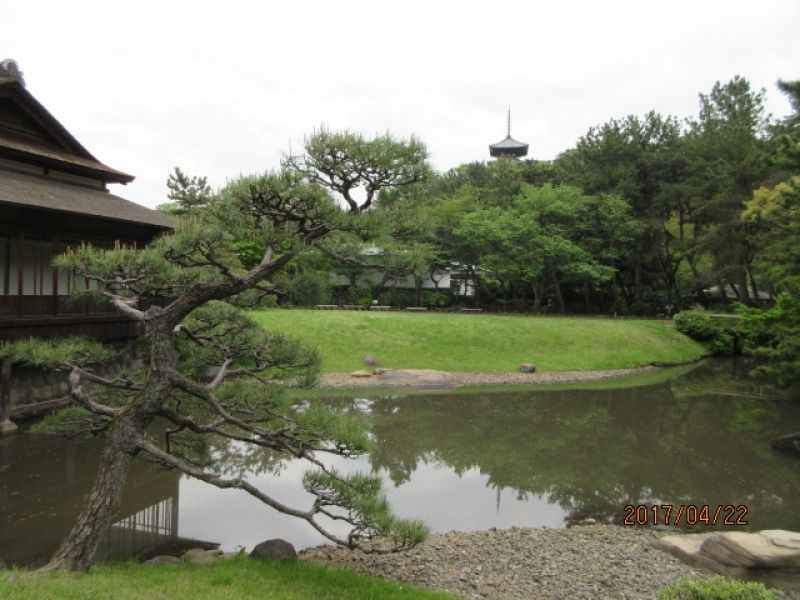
[622,504,749,526]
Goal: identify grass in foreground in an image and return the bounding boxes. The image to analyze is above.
[0,556,457,600]
[251,310,706,373]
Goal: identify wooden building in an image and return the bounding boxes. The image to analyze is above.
[0,59,174,432]
[0,60,173,342]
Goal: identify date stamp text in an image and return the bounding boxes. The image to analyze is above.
[623,504,749,526]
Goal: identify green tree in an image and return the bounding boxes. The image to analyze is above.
[553,112,689,309]
[157,167,214,215]
[684,76,770,305]
[0,135,430,573]
[283,128,429,213]
[456,184,638,312]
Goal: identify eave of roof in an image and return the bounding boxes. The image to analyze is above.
[0,169,175,230]
[489,135,529,150]
[0,77,134,183]
[0,133,134,183]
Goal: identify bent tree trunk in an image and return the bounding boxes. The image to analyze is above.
[42,411,147,572]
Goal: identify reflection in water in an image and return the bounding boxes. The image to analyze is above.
[0,434,182,566]
[353,359,800,532]
[2,359,799,562]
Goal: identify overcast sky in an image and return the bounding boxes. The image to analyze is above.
[2,0,798,208]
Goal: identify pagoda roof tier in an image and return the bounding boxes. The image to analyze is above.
[489,135,529,157]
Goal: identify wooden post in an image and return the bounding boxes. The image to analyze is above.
[2,237,10,296]
[52,237,59,315]
[0,353,18,435]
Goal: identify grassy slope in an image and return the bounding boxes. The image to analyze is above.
[0,558,456,600]
[251,310,706,373]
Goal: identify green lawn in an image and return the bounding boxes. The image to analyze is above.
[250,310,706,373]
[0,557,456,600]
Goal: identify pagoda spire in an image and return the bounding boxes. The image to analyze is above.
[489,107,528,159]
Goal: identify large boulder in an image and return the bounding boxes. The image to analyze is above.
[375,369,457,389]
[249,539,297,561]
[655,529,800,591]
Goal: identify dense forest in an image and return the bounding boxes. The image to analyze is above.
[366,77,797,318]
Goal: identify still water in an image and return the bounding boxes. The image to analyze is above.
[1,359,798,566]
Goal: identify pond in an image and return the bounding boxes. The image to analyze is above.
[1,359,798,567]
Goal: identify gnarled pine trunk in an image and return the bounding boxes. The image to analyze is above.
[42,317,175,572]
[42,411,146,571]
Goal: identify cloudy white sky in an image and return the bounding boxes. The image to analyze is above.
[2,0,798,208]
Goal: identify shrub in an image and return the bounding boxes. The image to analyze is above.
[379,288,415,308]
[674,310,741,356]
[674,310,718,341]
[421,290,451,308]
[737,293,800,388]
[658,575,779,600]
[283,271,332,307]
[344,285,373,307]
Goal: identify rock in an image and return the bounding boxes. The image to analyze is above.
[655,529,800,592]
[771,431,800,454]
[373,368,391,375]
[144,555,183,566]
[350,370,373,378]
[250,539,297,561]
[0,420,19,436]
[519,363,536,373]
[182,548,222,565]
[376,369,457,389]
[363,354,381,366]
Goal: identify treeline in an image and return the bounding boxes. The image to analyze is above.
[378,76,798,317]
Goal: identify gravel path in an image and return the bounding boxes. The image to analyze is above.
[317,366,658,389]
[301,525,703,599]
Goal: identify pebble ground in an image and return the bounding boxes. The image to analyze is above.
[301,525,704,599]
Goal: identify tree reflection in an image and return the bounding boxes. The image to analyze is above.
[322,360,800,531]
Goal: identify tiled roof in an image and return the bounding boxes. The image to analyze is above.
[0,169,175,229]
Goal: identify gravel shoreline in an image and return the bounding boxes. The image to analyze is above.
[317,365,659,389]
[300,525,703,599]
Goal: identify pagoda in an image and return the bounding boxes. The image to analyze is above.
[489,108,528,159]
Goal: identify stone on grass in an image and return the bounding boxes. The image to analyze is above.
[519,363,536,373]
[182,548,222,565]
[250,539,297,561]
[363,355,381,366]
[654,529,800,592]
[350,370,373,378]
[144,555,183,566]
